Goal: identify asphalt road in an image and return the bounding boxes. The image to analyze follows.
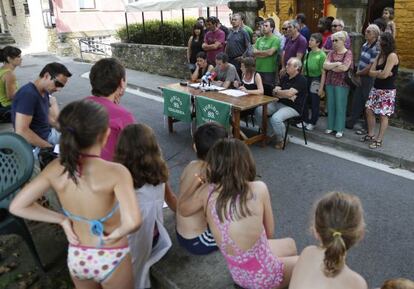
[15,54,414,288]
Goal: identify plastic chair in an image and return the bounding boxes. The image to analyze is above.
[0,132,45,271]
[282,94,308,150]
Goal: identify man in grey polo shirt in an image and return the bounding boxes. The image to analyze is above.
[212,52,240,89]
[225,13,251,77]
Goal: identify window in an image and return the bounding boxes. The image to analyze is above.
[23,0,30,15]
[79,0,96,9]
[9,0,16,16]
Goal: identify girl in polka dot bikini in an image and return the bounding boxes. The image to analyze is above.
[10,100,142,289]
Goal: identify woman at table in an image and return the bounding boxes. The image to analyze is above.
[234,57,264,95]
[191,51,214,82]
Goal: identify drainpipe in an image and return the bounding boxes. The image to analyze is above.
[0,0,10,33]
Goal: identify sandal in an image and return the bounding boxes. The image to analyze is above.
[360,135,375,142]
[355,129,368,135]
[369,140,382,149]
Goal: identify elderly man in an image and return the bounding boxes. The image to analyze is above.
[202,16,226,65]
[255,57,307,149]
[347,24,381,130]
[323,18,351,53]
[212,52,240,89]
[226,13,251,76]
[280,20,307,77]
[12,62,72,157]
[253,18,280,87]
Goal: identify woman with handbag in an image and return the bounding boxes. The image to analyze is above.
[322,31,353,138]
[301,33,326,130]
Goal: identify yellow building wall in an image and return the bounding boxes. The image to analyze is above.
[395,0,414,68]
[260,0,296,29]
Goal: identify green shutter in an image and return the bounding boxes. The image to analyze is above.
[163,88,192,122]
[195,96,231,130]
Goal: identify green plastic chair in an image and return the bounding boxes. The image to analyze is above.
[0,132,45,271]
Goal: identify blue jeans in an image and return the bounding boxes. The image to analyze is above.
[255,102,299,142]
[32,128,61,159]
[304,76,321,125]
[349,75,375,128]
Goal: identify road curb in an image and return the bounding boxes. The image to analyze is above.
[288,127,414,172]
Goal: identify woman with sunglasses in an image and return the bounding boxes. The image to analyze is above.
[323,31,353,138]
[0,46,22,122]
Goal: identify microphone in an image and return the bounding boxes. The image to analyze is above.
[208,71,217,82]
[201,71,211,85]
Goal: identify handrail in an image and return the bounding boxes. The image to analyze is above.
[78,38,112,60]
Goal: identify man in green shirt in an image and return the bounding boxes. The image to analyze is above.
[253,18,280,88]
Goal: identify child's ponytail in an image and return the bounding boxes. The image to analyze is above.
[58,100,109,184]
[314,192,365,277]
[323,230,347,276]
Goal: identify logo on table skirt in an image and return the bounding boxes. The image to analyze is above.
[168,95,185,115]
[202,104,220,120]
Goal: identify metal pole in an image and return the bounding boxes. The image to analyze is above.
[160,11,164,45]
[215,6,218,16]
[124,12,130,42]
[142,11,146,43]
[182,9,185,46]
[207,7,210,18]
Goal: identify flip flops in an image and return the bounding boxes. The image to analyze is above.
[360,135,375,142]
[369,140,383,149]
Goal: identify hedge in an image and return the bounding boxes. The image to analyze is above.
[117,19,197,46]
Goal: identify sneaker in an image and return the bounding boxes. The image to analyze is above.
[335,132,343,138]
[296,122,307,128]
[306,123,315,131]
[325,129,333,134]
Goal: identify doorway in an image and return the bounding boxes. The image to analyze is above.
[296,0,324,33]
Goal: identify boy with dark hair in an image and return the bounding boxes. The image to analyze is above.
[176,122,228,254]
[12,62,72,157]
[86,58,135,161]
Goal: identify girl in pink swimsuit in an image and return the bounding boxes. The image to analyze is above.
[180,138,298,289]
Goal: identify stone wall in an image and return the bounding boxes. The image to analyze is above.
[395,0,414,69]
[111,43,188,79]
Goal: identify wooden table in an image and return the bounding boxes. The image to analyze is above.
[163,83,277,146]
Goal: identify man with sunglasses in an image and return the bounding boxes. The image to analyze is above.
[12,62,72,157]
[323,18,351,53]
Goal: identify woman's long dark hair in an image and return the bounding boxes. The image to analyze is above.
[379,32,395,61]
[114,124,168,189]
[206,139,256,222]
[58,100,108,184]
[192,23,205,40]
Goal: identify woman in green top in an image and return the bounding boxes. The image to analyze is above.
[302,33,326,130]
[0,46,21,122]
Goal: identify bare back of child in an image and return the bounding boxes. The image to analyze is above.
[176,122,228,255]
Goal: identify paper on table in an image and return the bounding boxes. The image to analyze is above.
[219,89,248,97]
[53,144,60,154]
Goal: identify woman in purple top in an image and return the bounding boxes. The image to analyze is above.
[86,58,135,161]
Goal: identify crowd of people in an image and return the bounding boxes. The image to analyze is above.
[185,8,399,150]
[0,6,411,289]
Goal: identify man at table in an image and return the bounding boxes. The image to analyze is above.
[254,57,307,149]
[212,52,240,89]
